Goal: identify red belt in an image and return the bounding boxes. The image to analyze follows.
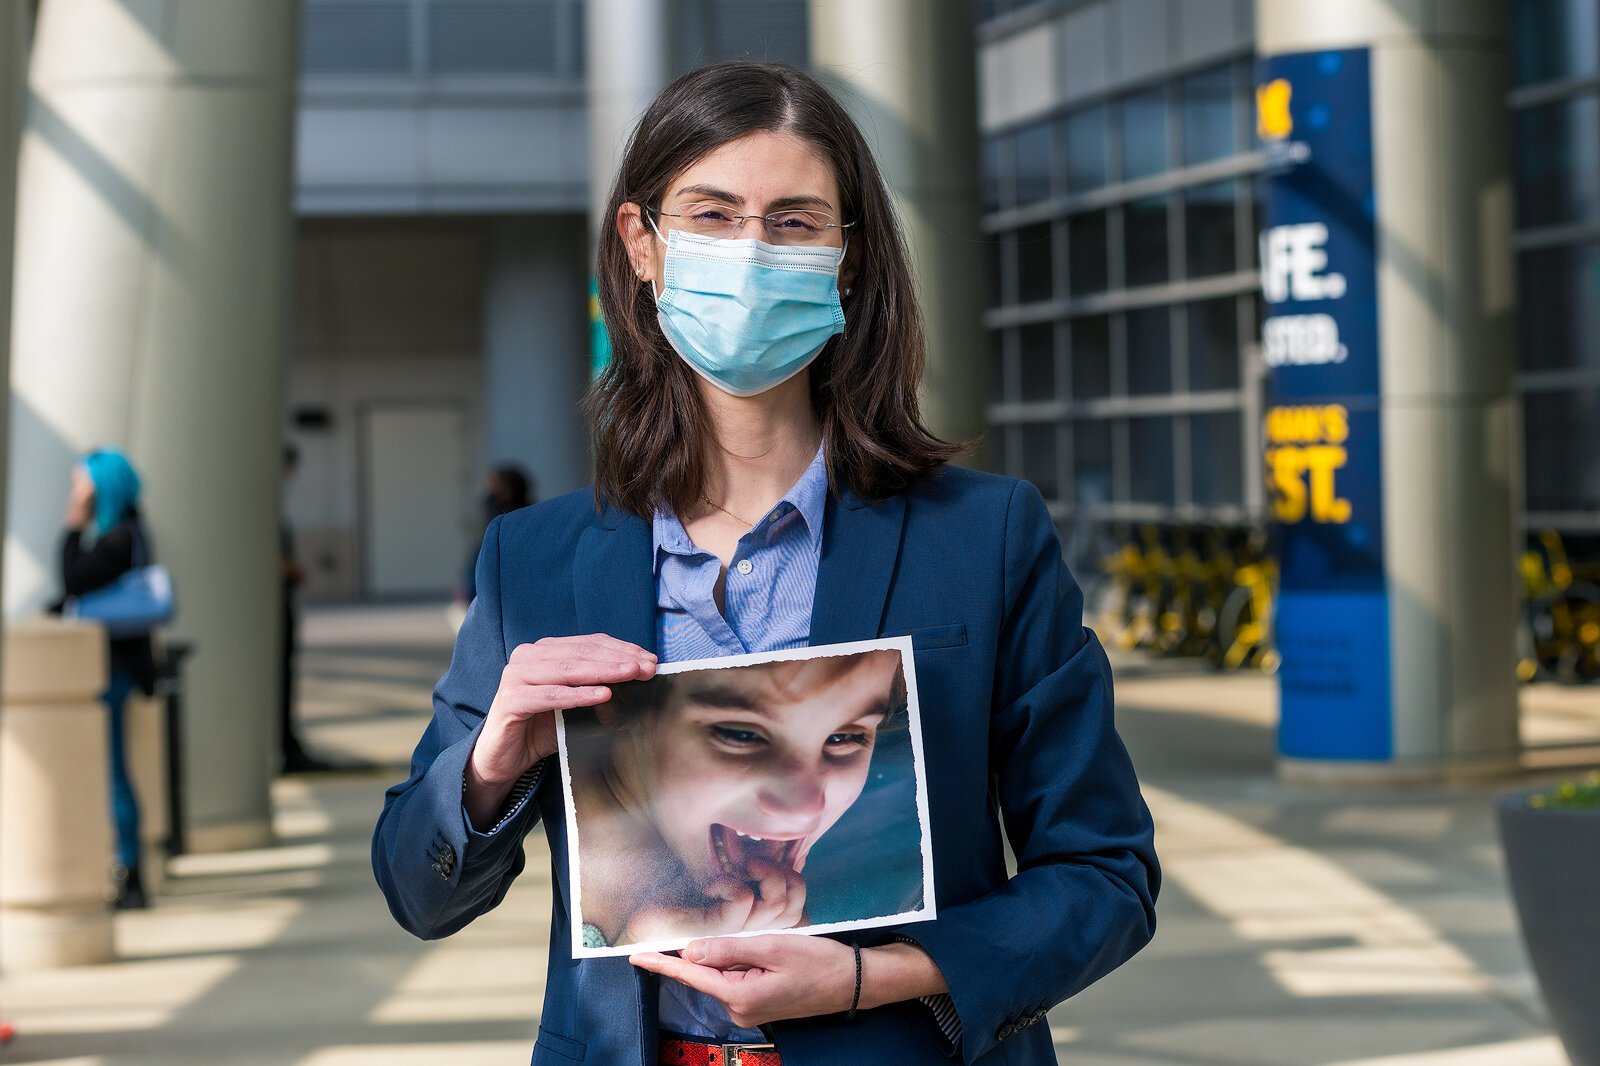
[658,1034,782,1066]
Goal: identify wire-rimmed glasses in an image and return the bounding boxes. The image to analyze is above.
[652,202,854,247]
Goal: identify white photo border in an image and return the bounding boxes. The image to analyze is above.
[555,635,936,959]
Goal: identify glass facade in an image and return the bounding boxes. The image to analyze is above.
[983,50,1260,548]
[1512,0,1600,523]
[981,0,1600,549]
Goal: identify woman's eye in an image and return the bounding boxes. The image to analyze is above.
[690,207,733,223]
[772,213,821,232]
[710,724,766,747]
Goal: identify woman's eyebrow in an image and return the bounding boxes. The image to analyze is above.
[671,184,835,212]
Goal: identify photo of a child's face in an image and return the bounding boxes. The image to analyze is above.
[557,639,934,957]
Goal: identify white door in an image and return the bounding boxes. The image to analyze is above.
[362,404,472,598]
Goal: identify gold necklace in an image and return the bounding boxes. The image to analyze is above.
[701,495,754,528]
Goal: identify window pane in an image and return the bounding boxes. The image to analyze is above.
[1184,179,1238,278]
[1188,297,1240,391]
[1069,210,1109,295]
[1070,315,1112,400]
[1180,63,1237,165]
[1191,411,1244,506]
[989,329,1007,405]
[1016,224,1055,303]
[1524,387,1600,511]
[1124,196,1170,287]
[1515,95,1600,228]
[1129,416,1175,503]
[1064,105,1110,193]
[982,136,1004,213]
[1022,422,1060,500]
[1517,242,1600,374]
[1120,87,1169,181]
[986,237,1005,308]
[1014,120,1054,205]
[1074,419,1114,506]
[1126,306,1172,395]
[1513,0,1600,86]
[1020,323,1056,401]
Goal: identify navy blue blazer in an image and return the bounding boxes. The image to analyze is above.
[373,464,1158,1066]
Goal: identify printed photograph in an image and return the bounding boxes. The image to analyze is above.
[555,637,935,958]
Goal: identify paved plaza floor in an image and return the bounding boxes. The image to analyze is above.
[0,603,1593,1065]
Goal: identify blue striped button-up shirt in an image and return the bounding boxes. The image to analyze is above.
[649,448,959,1049]
[652,447,828,1040]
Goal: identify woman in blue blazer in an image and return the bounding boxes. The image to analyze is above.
[373,61,1158,1066]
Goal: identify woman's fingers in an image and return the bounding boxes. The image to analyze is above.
[527,633,656,664]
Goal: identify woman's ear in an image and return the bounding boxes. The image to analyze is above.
[840,243,859,299]
[617,202,656,286]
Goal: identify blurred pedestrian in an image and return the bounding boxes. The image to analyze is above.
[54,448,158,909]
[458,463,534,604]
[280,444,333,773]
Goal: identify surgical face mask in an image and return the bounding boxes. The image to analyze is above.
[649,217,846,398]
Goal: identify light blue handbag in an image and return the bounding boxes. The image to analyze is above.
[67,528,177,638]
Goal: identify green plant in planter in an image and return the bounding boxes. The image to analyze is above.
[1528,771,1600,809]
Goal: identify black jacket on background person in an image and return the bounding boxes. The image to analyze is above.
[54,515,158,696]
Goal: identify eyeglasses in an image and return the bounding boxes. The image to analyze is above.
[652,202,854,246]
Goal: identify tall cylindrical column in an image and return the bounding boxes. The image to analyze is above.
[1255,1,1519,781]
[0,0,29,580]
[585,0,674,374]
[808,0,988,455]
[484,216,592,500]
[5,0,299,848]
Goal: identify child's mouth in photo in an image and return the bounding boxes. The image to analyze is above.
[709,823,802,880]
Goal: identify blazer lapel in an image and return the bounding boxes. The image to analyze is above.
[810,489,906,646]
[572,504,659,655]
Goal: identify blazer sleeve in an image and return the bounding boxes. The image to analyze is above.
[371,515,547,939]
[898,480,1160,1064]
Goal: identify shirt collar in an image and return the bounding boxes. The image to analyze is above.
[651,443,828,574]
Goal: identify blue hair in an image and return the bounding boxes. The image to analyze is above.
[82,449,141,536]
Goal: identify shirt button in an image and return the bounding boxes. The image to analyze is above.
[735,558,754,576]
[768,510,781,524]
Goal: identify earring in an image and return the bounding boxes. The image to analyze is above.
[844,286,853,296]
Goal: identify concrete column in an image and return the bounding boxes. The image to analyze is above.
[5,0,299,848]
[0,0,29,589]
[1257,1,1519,781]
[585,0,674,373]
[808,0,988,456]
[0,620,113,971]
[484,215,593,499]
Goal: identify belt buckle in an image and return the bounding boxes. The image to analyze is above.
[723,1042,776,1065]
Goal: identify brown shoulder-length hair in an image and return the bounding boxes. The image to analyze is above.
[584,60,962,518]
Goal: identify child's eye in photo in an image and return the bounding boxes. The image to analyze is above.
[710,724,765,747]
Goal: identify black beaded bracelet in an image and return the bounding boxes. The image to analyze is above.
[847,941,862,1021]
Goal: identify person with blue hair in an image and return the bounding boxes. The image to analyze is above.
[55,447,159,909]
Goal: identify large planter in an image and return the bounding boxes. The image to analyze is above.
[1496,789,1600,1066]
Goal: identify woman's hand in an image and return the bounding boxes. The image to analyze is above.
[622,860,808,943]
[630,937,949,1029]
[465,634,655,828]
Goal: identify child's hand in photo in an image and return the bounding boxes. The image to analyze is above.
[624,858,808,942]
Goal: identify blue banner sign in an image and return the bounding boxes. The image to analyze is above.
[1257,48,1391,760]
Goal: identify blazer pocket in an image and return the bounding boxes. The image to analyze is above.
[534,1024,586,1062]
[886,622,969,651]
